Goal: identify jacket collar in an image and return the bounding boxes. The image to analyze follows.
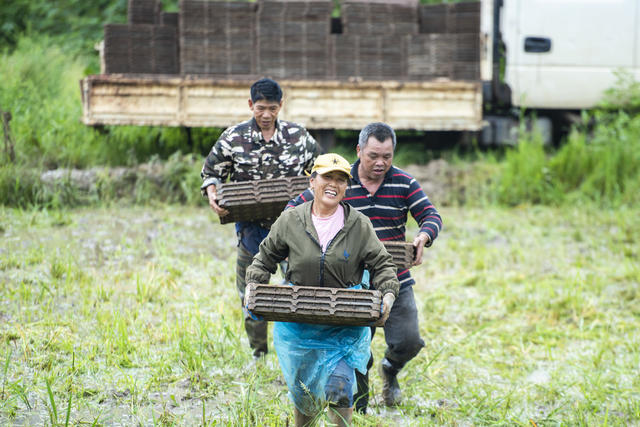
[297,200,356,239]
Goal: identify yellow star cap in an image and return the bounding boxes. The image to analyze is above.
[310,153,352,178]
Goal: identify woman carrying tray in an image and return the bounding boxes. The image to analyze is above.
[246,153,400,426]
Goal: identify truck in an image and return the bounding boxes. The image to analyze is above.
[80,0,640,146]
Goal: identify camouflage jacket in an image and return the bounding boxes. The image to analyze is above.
[200,118,319,193]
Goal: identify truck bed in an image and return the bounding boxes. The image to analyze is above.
[80,74,483,131]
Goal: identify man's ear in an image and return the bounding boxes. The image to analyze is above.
[248,98,254,110]
[356,145,361,159]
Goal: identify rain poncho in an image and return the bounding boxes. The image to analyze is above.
[273,285,371,415]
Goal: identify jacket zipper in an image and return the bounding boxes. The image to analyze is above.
[305,230,324,286]
[319,231,342,287]
[305,229,341,287]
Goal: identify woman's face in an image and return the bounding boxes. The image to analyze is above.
[310,171,349,211]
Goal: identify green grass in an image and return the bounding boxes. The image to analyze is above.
[0,35,221,170]
[1,204,638,425]
[494,111,640,207]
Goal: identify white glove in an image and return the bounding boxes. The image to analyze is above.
[373,293,396,327]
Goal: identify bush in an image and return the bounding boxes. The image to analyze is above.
[497,103,640,207]
[552,111,640,205]
[0,36,222,171]
[496,129,562,205]
[0,0,127,53]
[0,164,43,207]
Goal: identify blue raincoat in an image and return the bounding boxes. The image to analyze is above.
[273,284,371,416]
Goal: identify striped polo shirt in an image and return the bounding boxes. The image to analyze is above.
[286,159,442,288]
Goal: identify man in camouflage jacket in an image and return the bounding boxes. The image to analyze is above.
[201,78,320,358]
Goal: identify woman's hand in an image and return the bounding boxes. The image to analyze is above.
[373,293,396,327]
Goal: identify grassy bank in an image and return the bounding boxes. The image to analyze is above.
[1,204,638,425]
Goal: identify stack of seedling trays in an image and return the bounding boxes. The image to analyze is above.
[383,241,415,270]
[418,2,480,34]
[104,24,179,74]
[128,0,161,25]
[333,34,408,80]
[180,0,257,75]
[160,11,179,27]
[245,283,382,326]
[341,0,418,36]
[408,33,479,80]
[411,1,480,80]
[217,176,310,224]
[104,0,178,74]
[257,0,332,79]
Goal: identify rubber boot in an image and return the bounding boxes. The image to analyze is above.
[380,358,402,406]
[294,407,314,427]
[354,353,373,414]
[327,406,353,427]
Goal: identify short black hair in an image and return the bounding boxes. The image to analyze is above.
[250,78,283,103]
[358,122,397,150]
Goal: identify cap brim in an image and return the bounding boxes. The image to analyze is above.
[313,166,352,179]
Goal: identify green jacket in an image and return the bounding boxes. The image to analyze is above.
[246,201,400,297]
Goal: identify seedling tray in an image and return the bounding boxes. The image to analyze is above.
[245,283,382,326]
[383,241,416,270]
[217,176,309,224]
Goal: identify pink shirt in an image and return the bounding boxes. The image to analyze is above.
[312,205,345,252]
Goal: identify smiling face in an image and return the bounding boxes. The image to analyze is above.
[310,170,349,214]
[357,136,394,182]
[249,98,282,133]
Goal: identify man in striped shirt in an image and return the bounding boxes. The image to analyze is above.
[286,122,442,412]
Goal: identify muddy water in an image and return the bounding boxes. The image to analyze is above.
[0,206,251,425]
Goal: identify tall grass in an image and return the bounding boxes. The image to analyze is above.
[552,111,640,205]
[0,36,220,170]
[496,76,640,207]
[0,36,215,207]
[496,130,561,205]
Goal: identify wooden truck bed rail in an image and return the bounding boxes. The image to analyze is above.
[80,74,483,131]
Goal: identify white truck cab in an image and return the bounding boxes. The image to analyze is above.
[503,0,640,109]
[482,0,640,143]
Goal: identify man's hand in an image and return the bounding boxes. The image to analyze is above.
[206,185,229,217]
[412,232,431,266]
[373,293,396,327]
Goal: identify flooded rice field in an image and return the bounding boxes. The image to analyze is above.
[0,204,638,425]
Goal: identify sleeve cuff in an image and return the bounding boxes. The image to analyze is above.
[420,230,434,247]
[201,177,221,196]
[376,281,399,298]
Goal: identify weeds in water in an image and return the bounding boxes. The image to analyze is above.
[136,272,159,305]
[44,377,59,426]
[1,205,639,425]
[10,381,32,411]
[1,348,10,401]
